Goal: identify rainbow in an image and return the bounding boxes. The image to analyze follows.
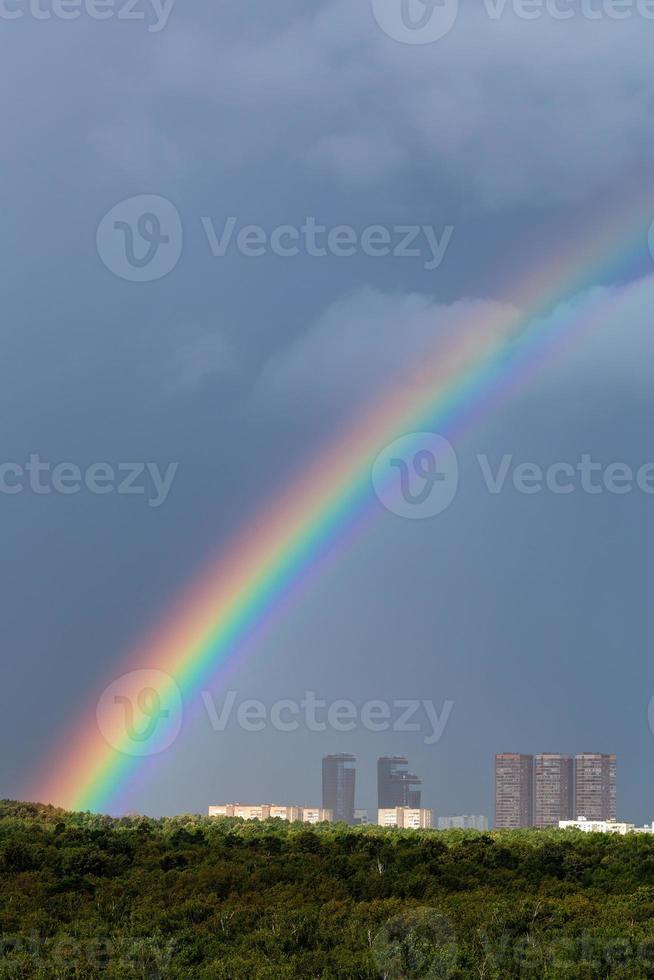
[31,193,654,813]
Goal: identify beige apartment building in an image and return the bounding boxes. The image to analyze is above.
[378,807,433,829]
[301,807,333,824]
[208,804,332,823]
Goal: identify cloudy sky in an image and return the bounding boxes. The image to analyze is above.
[4,0,654,821]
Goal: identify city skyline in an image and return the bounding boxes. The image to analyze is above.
[204,749,624,831]
[199,749,629,830]
[496,752,619,829]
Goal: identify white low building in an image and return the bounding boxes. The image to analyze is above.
[558,816,654,835]
[378,807,433,829]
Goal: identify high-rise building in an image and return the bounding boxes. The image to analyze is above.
[534,754,574,828]
[322,754,356,824]
[574,754,617,821]
[495,753,534,828]
[378,807,433,829]
[377,757,422,809]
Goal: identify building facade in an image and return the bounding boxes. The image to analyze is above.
[299,808,333,824]
[322,754,356,824]
[437,815,489,831]
[208,805,332,823]
[378,807,433,829]
[574,753,617,821]
[377,757,422,809]
[495,754,534,828]
[559,817,633,835]
[534,754,574,828]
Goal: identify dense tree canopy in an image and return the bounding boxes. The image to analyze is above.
[2,800,654,977]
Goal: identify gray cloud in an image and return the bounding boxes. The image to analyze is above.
[130,3,654,209]
[171,331,236,392]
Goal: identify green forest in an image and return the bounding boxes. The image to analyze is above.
[3,800,654,978]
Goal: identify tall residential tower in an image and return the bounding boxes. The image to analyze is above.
[322,754,356,824]
[377,757,422,809]
[534,754,574,828]
[495,753,534,828]
[574,753,617,821]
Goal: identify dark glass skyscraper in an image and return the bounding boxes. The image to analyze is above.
[377,757,422,809]
[322,754,356,824]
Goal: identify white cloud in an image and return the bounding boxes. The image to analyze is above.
[253,287,518,415]
[253,274,654,417]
